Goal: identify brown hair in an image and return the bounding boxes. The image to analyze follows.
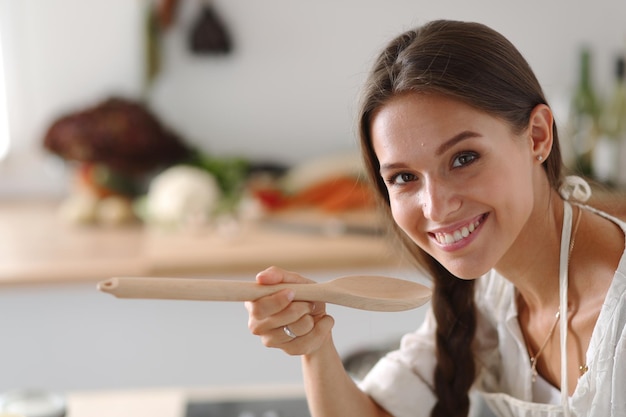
[357,20,564,416]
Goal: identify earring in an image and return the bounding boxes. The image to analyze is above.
[537,155,543,161]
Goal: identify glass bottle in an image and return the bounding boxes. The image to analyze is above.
[593,57,626,185]
[569,48,601,178]
[601,56,626,188]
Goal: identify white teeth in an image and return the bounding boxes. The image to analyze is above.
[435,218,482,245]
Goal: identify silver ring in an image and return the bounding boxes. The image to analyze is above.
[283,325,297,339]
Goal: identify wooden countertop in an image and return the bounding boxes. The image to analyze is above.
[0,201,402,286]
[1,190,623,287]
[65,384,307,417]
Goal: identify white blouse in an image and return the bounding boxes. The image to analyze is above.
[359,205,626,417]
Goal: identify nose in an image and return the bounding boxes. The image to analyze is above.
[420,177,461,222]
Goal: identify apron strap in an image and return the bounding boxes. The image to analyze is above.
[559,201,573,416]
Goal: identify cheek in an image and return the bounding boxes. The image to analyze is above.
[491,160,535,211]
[389,197,422,238]
[483,160,535,237]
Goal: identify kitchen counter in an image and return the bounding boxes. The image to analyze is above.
[1,189,623,287]
[66,388,185,417]
[65,384,307,417]
[0,200,403,286]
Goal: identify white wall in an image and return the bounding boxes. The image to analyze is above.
[0,0,625,198]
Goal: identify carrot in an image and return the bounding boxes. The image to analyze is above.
[319,182,375,212]
[288,176,375,211]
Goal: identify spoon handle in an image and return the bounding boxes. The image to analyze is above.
[98,277,323,302]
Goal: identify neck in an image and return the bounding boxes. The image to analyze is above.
[496,191,565,312]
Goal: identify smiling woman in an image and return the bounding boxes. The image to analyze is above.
[243,19,626,417]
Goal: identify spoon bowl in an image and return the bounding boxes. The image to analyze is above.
[98,275,431,312]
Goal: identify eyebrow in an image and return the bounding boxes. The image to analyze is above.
[379,130,482,172]
[435,130,482,156]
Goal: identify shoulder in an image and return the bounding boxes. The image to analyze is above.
[474,270,515,318]
[609,264,626,330]
[574,204,625,291]
[471,270,516,350]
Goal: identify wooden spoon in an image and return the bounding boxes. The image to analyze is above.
[98,275,431,312]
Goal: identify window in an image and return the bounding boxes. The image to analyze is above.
[0,30,9,161]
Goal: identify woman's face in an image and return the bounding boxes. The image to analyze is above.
[371,93,536,278]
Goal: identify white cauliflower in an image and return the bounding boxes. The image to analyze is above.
[145,165,221,229]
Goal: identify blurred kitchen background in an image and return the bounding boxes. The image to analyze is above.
[1,0,626,198]
[0,1,625,416]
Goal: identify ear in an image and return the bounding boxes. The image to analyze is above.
[528,104,553,163]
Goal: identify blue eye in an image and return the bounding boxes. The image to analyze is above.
[452,152,478,168]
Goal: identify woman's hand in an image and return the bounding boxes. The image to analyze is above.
[247,267,390,417]
[245,266,335,356]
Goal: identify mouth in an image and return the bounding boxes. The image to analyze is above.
[430,213,487,246]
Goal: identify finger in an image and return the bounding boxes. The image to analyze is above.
[278,301,327,339]
[309,301,325,317]
[247,288,295,321]
[256,266,314,285]
[281,324,298,340]
[280,314,335,356]
[278,313,315,341]
[249,298,315,338]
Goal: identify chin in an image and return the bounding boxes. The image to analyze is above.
[453,273,482,281]
[443,262,490,280]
